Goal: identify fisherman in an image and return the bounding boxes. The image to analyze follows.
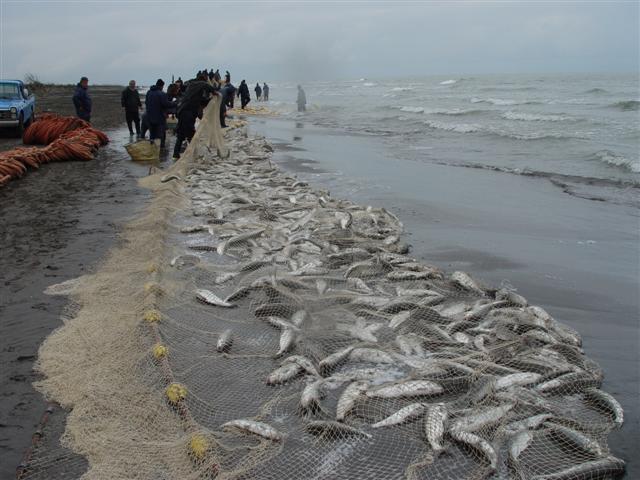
[255,83,262,101]
[72,76,92,122]
[219,82,236,128]
[121,80,142,137]
[263,82,269,101]
[214,69,221,83]
[237,80,251,109]
[172,75,218,159]
[145,78,175,149]
[297,85,306,112]
[225,70,231,84]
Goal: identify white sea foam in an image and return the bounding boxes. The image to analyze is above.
[363,82,377,87]
[424,120,482,134]
[594,150,640,173]
[502,111,569,122]
[391,87,414,91]
[399,106,424,113]
[440,79,458,85]
[471,97,518,106]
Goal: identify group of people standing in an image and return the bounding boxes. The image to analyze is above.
[254,82,270,102]
[72,71,294,162]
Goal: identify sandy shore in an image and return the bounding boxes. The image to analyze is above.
[248,115,639,478]
[0,84,156,477]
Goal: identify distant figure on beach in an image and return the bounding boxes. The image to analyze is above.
[145,78,175,150]
[263,83,269,101]
[225,70,231,84]
[220,82,236,128]
[121,80,142,137]
[255,83,262,101]
[172,76,218,159]
[297,85,306,112]
[238,80,251,109]
[72,76,92,122]
[214,69,221,83]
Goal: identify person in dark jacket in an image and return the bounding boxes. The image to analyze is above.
[237,80,250,109]
[219,82,236,128]
[172,79,218,159]
[297,85,306,112]
[255,83,262,101]
[225,71,231,84]
[72,77,92,122]
[145,79,175,149]
[121,80,142,136]
[214,70,221,83]
[262,83,269,101]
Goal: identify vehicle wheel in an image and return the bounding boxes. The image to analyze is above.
[16,113,25,137]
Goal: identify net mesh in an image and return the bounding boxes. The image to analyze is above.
[23,96,626,480]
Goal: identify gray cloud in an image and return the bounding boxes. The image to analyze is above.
[1,1,637,85]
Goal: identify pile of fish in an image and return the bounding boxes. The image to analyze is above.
[163,127,625,479]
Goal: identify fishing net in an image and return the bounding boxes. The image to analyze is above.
[22,95,626,480]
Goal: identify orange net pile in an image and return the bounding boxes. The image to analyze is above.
[0,113,109,187]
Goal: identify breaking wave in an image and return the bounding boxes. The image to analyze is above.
[439,79,458,85]
[593,150,640,173]
[502,111,570,122]
[391,87,414,92]
[610,100,640,111]
[399,106,424,113]
[363,82,377,87]
[423,120,482,133]
[584,88,608,94]
[470,97,542,106]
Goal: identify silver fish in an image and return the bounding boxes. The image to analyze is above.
[217,229,265,255]
[451,403,515,433]
[530,456,625,480]
[424,403,448,452]
[496,288,528,307]
[499,413,554,437]
[545,423,603,457]
[267,362,303,385]
[389,311,412,329]
[300,379,325,412]
[283,355,320,377]
[372,403,425,428]
[216,329,233,352]
[318,346,355,377]
[276,327,296,357]
[367,380,443,399]
[221,419,283,441]
[349,347,396,364]
[450,271,485,295]
[449,429,497,470]
[583,388,624,428]
[508,430,534,465]
[195,289,235,308]
[336,381,369,421]
[495,372,542,391]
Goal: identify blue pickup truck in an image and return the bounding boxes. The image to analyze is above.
[0,80,36,136]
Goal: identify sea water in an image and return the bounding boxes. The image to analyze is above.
[265,73,639,206]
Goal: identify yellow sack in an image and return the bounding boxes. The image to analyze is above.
[125,140,160,162]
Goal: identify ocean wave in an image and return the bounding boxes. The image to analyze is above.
[584,88,608,94]
[502,111,569,122]
[439,79,458,85]
[593,150,640,173]
[391,87,414,91]
[363,82,377,87]
[399,106,424,113]
[610,100,640,111]
[470,97,541,106]
[423,120,482,133]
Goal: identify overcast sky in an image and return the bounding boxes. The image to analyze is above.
[1,1,638,85]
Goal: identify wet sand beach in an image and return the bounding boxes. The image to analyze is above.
[0,85,152,478]
[248,115,639,478]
